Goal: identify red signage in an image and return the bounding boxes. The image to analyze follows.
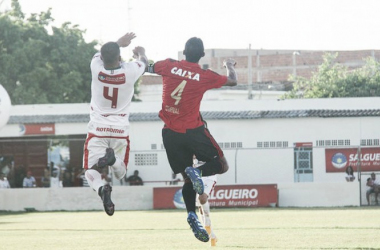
[325,147,380,172]
[20,124,55,135]
[153,184,278,209]
[294,142,313,148]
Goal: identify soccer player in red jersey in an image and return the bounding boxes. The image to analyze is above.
[147,37,237,242]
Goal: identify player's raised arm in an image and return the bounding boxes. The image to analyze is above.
[132,46,148,69]
[116,32,136,48]
[223,58,238,86]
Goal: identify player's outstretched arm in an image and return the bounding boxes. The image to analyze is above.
[132,46,148,69]
[117,32,136,48]
[223,58,237,86]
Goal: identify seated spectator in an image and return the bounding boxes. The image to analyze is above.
[13,165,26,188]
[0,173,10,188]
[41,166,50,188]
[126,170,143,186]
[62,166,73,187]
[366,172,380,205]
[345,165,355,182]
[23,170,36,188]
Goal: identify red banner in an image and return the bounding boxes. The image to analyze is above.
[20,124,55,135]
[294,142,313,148]
[153,184,278,209]
[325,147,380,172]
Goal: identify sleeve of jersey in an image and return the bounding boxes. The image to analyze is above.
[126,60,146,83]
[132,60,146,76]
[204,70,228,90]
[147,59,171,76]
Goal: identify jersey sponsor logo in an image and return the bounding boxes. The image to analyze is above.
[96,127,125,134]
[170,67,200,81]
[98,72,126,84]
[165,105,179,114]
[101,114,127,117]
[135,62,142,68]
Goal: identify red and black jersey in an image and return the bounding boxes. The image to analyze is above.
[150,59,227,133]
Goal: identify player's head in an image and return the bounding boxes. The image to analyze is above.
[183,37,205,63]
[101,42,121,66]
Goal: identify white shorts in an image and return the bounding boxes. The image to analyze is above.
[83,121,130,169]
[196,175,217,206]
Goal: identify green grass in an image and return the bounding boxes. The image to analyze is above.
[1,207,380,249]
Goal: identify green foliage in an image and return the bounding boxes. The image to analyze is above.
[131,59,154,102]
[0,0,97,104]
[283,52,380,99]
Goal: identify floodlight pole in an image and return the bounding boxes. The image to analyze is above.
[248,44,253,99]
[357,146,362,206]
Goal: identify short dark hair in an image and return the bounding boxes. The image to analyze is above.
[101,42,120,65]
[184,37,205,63]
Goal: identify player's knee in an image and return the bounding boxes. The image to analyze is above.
[199,194,208,205]
[219,157,229,174]
[220,163,229,174]
[91,164,102,173]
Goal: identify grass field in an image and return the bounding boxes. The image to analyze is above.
[1,207,380,250]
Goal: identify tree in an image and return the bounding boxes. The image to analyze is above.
[283,52,380,99]
[131,59,154,102]
[0,0,97,104]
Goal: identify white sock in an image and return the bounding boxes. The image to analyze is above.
[198,205,205,225]
[202,201,217,238]
[85,169,104,193]
[111,157,127,180]
[202,201,211,227]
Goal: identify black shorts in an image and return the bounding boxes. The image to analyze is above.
[162,125,224,174]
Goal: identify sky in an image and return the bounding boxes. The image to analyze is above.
[1,0,380,61]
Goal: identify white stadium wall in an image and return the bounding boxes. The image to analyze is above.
[1,98,380,209]
[0,183,359,212]
[0,186,153,212]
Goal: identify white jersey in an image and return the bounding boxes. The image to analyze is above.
[90,52,145,126]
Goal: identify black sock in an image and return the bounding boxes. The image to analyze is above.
[197,158,222,176]
[182,181,196,213]
[109,157,116,166]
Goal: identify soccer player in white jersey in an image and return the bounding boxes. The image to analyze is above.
[83,32,148,216]
[193,156,218,246]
